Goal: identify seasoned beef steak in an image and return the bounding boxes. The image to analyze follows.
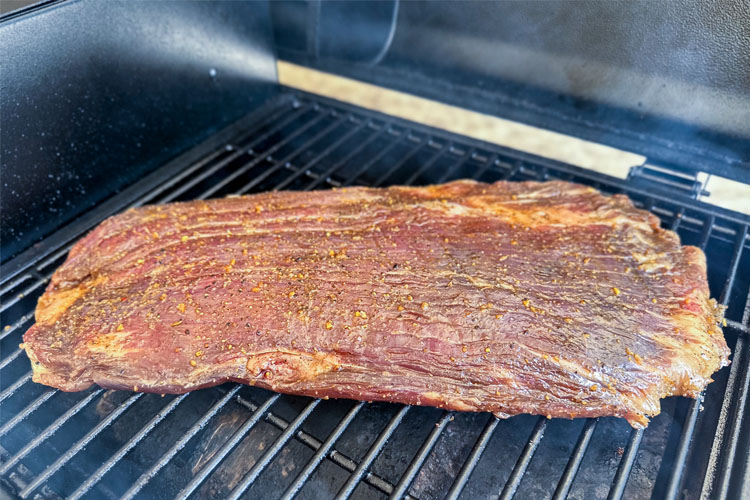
[23,180,729,427]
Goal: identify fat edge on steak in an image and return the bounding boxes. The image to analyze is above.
[23,180,730,428]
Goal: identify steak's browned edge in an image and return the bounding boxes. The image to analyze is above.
[23,180,729,428]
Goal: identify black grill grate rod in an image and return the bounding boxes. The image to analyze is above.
[234,393,411,500]
[0,279,43,315]
[280,401,365,500]
[302,126,390,191]
[235,113,351,195]
[0,273,32,298]
[712,334,750,500]
[0,390,55,438]
[163,107,324,203]
[700,224,750,499]
[0,372,32,403]
[0,388,104,475]
[0,315,35,372]
[388,411,454,500]
[372,141,434,187]
[0,312,33,342]
[663,214,717,499]
[551,418,599,500]
[273,119,372,191]
[226,399,321,500]
[0,347,24,370]
[172,393,281,500]
[141,101,307,207]
[120,385,242,500]
[191,106,326,200]
[403,144,453,185]
[606,428,644,500]
[68,393,189,500]
[718,225,748,307]
[335,405,411,499]
[702,292,750,499]
[498,416,547,500]
[435,148,476,184]
[335,135,405,189]
[19,392,144,498]
[445,415,499,500]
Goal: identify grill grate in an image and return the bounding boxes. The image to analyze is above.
[1,92,748,499]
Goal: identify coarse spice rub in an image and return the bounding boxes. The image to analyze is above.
[23,180,729,428]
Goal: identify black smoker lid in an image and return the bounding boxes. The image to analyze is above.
[271,0,750,183]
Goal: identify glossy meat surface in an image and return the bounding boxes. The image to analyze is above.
[23,180,729,427]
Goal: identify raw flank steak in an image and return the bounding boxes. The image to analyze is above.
[23,180,729,428]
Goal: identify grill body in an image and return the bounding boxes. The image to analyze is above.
[1,2,749,499]
[1,92,748,500]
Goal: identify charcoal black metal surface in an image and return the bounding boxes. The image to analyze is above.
[1,92,748,499]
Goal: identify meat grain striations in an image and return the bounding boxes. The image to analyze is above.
[23,180,729,427]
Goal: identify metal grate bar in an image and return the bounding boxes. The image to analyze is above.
[445,416,499,500]
[713,334,750,500]
[0,372,31,402]
[152,147,248,204]
[498,417,548,500]
[234,393,408,499]
[236,114,350,195]
[403,144,453,185]
[662,217,716,499]
[68,393,189,500]
[670,208,685,232]
[0,312,34,342]
[388,411,453,500]
[607,428,644,500]
[0,347,23,370]
[699,216,716,249]
[726,318,749,335]
[272,120,371,191]
[280,401,365,500]
[339,136,408,188]
[0,279,44,315]
[173,393,281,500]
[120,385,242,500]
[474,154,502,180]
[0,390,56,438]
[19,392,144,498]
[0,273,31,298]
[334,405,411,500]
[226,399,321,500]
[719,225,747,306]
[192,106,325,200]
[664,394,705,500]
[0,388,103,475]
[703,288,750,500]
[711,293,750,500]
[435,149,476,184]
[373,141,435,187]
[551,418,599,500]
[134,102,306,207]
[303,127,389,191]
[155,104,312,203]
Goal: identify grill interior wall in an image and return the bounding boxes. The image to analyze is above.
[1,93,748,500]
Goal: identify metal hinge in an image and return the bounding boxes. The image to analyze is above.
[627,163,708,199]
[628,163,750,215]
